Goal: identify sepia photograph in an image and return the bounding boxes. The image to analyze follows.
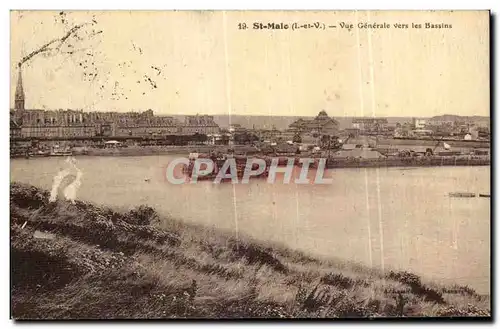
[9,10,491,319]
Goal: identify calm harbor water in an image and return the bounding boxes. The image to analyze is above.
[10,156,491,294]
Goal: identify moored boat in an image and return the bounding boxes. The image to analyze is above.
[183,155,269,182]
[449,192,476,198]
[49,145,73,156]
[49,150,73,156]
[28,150,50,157]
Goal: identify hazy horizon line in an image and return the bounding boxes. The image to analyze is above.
[9,108,490,119]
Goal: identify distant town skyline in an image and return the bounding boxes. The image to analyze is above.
[11,11,489,117]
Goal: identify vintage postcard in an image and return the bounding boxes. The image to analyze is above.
[10,10,490,319]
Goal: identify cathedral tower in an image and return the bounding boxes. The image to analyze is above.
[15,66,25,110]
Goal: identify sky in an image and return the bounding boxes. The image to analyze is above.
[10,10,490,117]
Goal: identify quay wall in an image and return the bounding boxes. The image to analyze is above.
[325,156,490,168]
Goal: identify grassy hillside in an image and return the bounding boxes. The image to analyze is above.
[10,183,490,319]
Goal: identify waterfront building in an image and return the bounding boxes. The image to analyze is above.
[20,124,97,139]
[351,118,389,134]
[411,129,434,138]
[182,115,220,135]
[393,122,415,138]
[228,124,247,134]
[412,118,427,129]
[475,127,490,140]
[115,113,181,137]
[288,111,339,136]
[10,68,220,140]
[332,149,386,160]
[344,128,360,138]
[10,118,21,139]
[427,116,456,126]
[12,109,221,139]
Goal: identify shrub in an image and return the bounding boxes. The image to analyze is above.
[230,242,287,273]
[10,183,49,209]
[125,205,159,226]
[320,272,355,289]
[388,271,445,304]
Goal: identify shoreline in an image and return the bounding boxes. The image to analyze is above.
[11,146,491,169]
[325,156,490,168]
[10,183,490,319]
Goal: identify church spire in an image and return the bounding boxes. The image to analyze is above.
[15,65,25,110]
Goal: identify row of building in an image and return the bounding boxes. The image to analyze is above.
[10,67,220,140]
[282,113,489,143]
[394,117,490,140]
[10,67,489,143]
[338,116,489,141]
[10,109,220,139]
